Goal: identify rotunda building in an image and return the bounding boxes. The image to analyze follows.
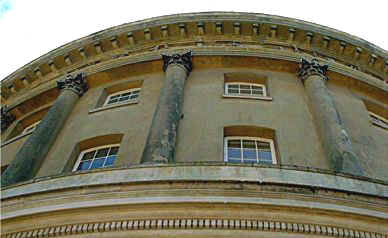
[1,12,387,237]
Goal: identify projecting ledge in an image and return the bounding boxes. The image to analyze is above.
[2,164,387,199]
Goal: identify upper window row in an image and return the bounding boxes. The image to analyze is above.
[101,81,270,109]
[224,82,267,98]
[104,88,140,107]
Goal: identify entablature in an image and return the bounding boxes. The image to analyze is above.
[1,12,387,105]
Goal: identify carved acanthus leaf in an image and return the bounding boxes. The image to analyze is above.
[57,72,88,96]
[298,58,329,84]
[162,51,193,73]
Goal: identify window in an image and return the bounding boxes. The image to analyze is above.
[225,82,267,97]
[104,88,140,106]
[224,137,277,164]
[369,112,388,130]
[22,120,40,135]
[73,144,119,171]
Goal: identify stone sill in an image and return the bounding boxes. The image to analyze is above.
[88,100,138,114]
[222,94,273,101]
[2,163,387,200]
[1,131,32,148]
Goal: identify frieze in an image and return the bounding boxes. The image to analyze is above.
[2,217,385,238]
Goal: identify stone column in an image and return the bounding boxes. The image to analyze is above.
[298,58,363,176]
[1,73,88,186]
[141,52,193,163]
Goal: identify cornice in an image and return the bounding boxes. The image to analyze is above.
[1,12,387,103]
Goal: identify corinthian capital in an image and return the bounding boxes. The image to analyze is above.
[1,106,16,131]
[298,58,329,84]
[162,51,193,73]
[57,72,88,96]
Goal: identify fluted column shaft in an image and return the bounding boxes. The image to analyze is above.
[141,52,192,163]
[299,59,363,176]
[1,73,87,186]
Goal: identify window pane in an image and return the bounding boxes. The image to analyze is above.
[107,99,118,104]
[228,148,241,159]
[252,90,263,96]
[122,92,131,97]
[228,84,238,89]
[240,89,251,94]
[228,140,240,148]
[252,85,262,90]
[109,147,119,155]
[82,151,95,161]
[104,155,116,167]
[242,149,256,160]
[258,151,272,162]
[78,161,91,171]
[257,141,270,149]
[228,89,239,94]
[110,95,120,99]
[90,158,105,169]
[242,140,255,149]
[130,94,139,99]
[95,148,109,158]
[240,85,250,90]
[119,96,130,102]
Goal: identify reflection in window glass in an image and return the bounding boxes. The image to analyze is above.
[104,88,140,106]
[225,137,276,164]
[225,83,266,97]
[74,145,119,171]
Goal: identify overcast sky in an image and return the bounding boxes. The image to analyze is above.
[0,0,387,80]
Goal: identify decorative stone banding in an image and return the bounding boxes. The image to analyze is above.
[2,218,386,238]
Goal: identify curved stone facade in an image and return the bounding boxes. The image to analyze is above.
[1,12,387,237]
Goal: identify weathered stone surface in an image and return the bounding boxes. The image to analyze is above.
[298,58,363,176]
[141,52,192,163]
[1,73,87,186]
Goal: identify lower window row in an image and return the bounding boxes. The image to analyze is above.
[73,137,276,172]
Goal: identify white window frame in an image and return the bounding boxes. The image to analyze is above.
[368,111,388,130]
[224,82,267,97]
[103,88,141,107]
[224,136,277,164]
[72,144,120,172]
[22,120,41,135]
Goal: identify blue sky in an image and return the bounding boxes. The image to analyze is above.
[0,0,387,80]
[0,0,12,19]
